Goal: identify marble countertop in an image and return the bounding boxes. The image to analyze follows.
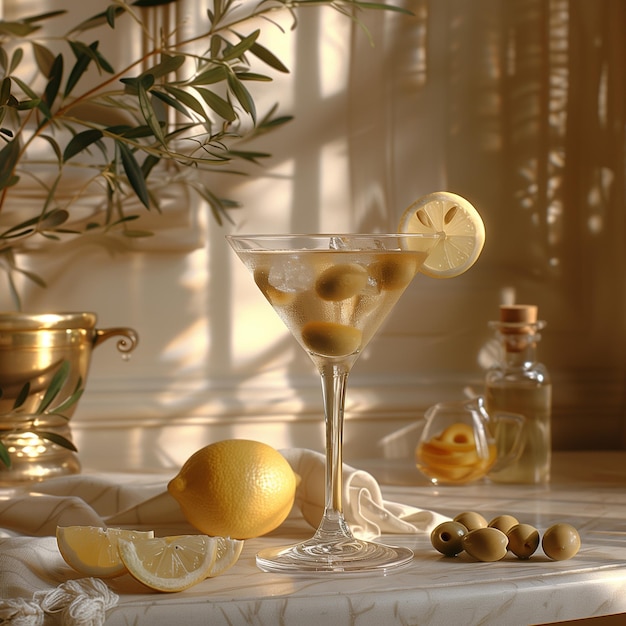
[99,451,626,626]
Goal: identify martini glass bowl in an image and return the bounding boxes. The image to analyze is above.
[227,233,440,574]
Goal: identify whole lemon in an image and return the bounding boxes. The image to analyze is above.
[168,439,298,540]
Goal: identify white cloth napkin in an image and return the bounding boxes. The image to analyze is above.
[0,449,447,624]
[1,449,446,540]
[281,449,447,539]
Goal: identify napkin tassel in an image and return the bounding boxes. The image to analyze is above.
[0,579,118,626]
[0,597,44,626]
[35,578,118,626]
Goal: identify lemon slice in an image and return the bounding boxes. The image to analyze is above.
[56,525,155,578]
[399,191,485,278]
[209,536,245,577]
[118,535,219,592]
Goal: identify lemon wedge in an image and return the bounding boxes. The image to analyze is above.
[118,535,220,593]
[56,525,155,578]
[57,525,244,592]
[210,536,245,577]
[399,191,485,278]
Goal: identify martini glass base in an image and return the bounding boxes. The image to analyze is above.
[256,537,413,574]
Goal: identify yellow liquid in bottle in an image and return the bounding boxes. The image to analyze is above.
[485,382,551,484]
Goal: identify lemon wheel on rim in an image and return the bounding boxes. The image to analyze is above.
[399,191,485,278]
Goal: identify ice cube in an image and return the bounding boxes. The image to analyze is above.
[268,256,315,292]
[329,236,348,250]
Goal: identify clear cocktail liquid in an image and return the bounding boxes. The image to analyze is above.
[238,248,428,368]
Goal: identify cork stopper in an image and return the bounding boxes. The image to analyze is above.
[495,305,543,345]
[499,305,538,326]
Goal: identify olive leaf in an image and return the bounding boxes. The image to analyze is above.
[246,39,290,74]
[0,138,20,190]
[188,66,228,86]
[222,30,260,62]
[226,72,256,122]
[0,77,11,104]
[65,41,110,97]
[161,85,209,121]
[196,87,236,122]
[118,142,151,209]
[63,129,104,161]
[32,42,55,76]
[0,442,10,469]
[137,77,166,147]
[36,361,72,414]
[34,431,78,452]
[12,381,30,410]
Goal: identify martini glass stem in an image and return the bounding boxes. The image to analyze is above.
[315,362,354,542]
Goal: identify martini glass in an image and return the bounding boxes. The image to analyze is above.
[227,233,441,573]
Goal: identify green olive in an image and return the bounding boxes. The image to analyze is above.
[507,523,540,559]
[453,511,488,531]
[430,521,467,557]
[300,321,362,357]
[370,255,417,290]
[462,527,508,562]
[315,264,368,301]
[542,523,581,561]
[488,514,519,535]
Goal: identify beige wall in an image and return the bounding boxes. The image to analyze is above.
[2,0,625,471]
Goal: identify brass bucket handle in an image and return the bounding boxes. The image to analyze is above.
[93,327,139,354]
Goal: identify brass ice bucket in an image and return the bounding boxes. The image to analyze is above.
[0,312,138,483]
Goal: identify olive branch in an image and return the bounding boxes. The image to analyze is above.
[0,0,410,309]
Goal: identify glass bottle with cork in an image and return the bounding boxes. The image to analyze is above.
[485,304,552,484]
